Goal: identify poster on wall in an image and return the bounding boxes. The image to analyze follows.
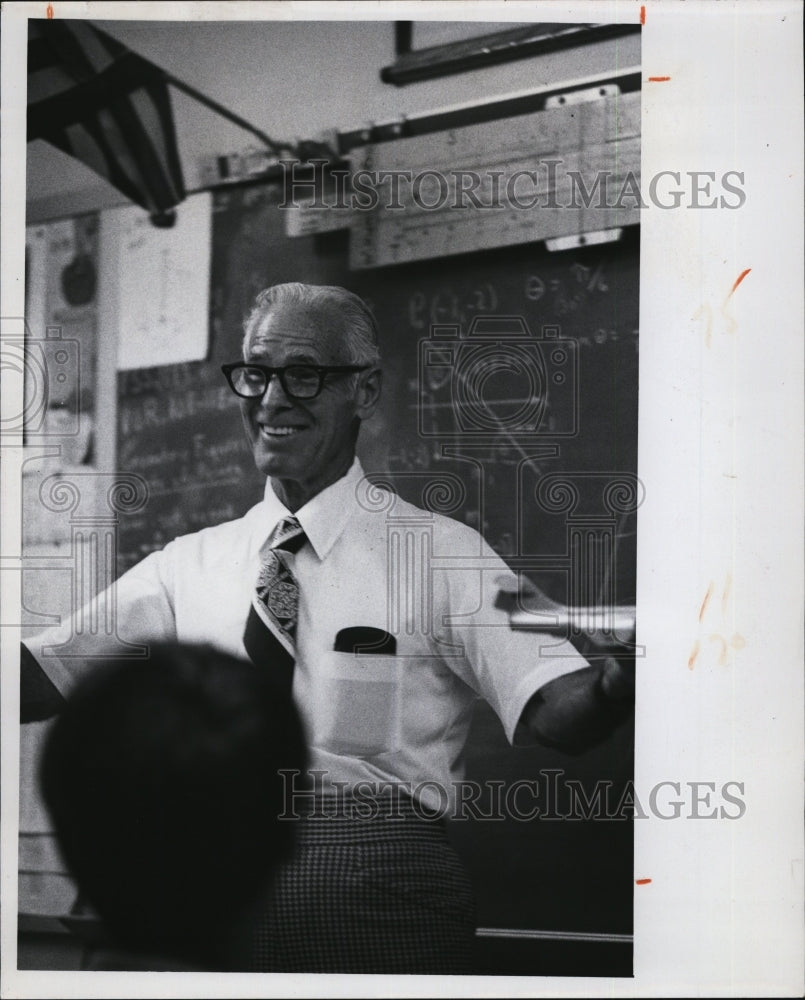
[114,191,212,370]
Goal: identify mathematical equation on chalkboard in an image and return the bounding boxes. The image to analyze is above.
[398,261,637,349]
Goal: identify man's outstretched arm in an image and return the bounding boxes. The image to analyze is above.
[522,655,635,754]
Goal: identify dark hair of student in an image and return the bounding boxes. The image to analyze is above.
[40,643,307,969]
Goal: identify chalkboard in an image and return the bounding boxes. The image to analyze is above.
[117,180,638,964]
[350,233,640,608]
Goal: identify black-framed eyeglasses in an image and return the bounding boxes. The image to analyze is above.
[221,362,371,401]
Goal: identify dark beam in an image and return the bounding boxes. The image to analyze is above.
[380,23,641,87]
[394,21,413,57]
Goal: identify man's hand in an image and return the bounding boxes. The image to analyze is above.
[599,652,636,701]
[523,656,634,755]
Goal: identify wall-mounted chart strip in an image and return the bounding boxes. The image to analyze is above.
[349,89,640,269]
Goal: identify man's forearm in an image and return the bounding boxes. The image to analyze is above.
[523,657,634,754]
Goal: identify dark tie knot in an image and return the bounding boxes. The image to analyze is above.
[268,516,306,554]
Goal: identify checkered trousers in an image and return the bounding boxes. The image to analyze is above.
[247,798,477,974]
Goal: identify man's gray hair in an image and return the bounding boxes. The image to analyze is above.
[243,283,381,367]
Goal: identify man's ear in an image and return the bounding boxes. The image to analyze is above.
[355,367,382,419]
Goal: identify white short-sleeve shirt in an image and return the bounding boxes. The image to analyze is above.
[29,460,589,813]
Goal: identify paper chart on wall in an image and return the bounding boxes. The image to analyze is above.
[115,191,211,370]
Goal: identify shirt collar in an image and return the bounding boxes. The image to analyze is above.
[254,457,364,561]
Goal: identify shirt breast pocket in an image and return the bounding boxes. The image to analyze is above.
[312,650,402,758]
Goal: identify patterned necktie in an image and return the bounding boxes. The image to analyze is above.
[243,516,306,692]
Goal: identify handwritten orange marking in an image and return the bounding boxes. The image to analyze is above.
[635,878,652,885]
[692,303,713,348]
[721,572,732,617]
[698,582,714,622]
[721,295,737,334]
[709,632,747,665]
[46,2,54,17]
[687,640,700,670]
[648,76,671,82]
[729,268,751,297]
[640,5,646,25]
[708,633,728,666]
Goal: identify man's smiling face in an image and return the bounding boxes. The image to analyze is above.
[240,300,377,510]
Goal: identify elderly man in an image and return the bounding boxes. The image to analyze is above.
[23,282,633,974]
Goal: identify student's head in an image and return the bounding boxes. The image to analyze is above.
[40,643,307,968]
[224,283,383,510]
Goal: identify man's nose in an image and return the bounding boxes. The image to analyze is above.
[258,372,292,408]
